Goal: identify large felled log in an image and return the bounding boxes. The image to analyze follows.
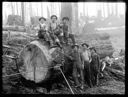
[3,26,26,32]
[18,40,73,83]
[105,66,125,82]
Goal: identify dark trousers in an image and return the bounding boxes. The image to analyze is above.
[64,33,75,45]
[90,63,99,86]
[72,61,84,86]
[84,61,93,87]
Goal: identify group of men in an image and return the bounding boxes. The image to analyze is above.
[37,15,75,48]
[36,15,102,90]
[69,43,101,89]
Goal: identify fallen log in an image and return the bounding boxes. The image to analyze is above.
[3,26,26,32]
[17,40,73,83]
[105,66,125,82]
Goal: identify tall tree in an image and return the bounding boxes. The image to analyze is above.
[29,3,33,17]
[11,2,14,15]
[74,3,78,34]
[41,3,43,16]
[103,3,105,18]
[21,2,25,26]
[115,3,118,16]
[61,3,72,32]
[83,3,85,16]
[47,6,50,19]
[107,3,110,17]
[86,3,88,17]
[16,2,19,15]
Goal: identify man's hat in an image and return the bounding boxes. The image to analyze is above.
[81,42,89,47]
[39,17,46,21]
[51,15,58,19]
[62,17,69,21]
[72,44,79,48]
[89,47,97,52]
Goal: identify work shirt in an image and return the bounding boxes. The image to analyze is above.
[48,22,59,32]
[70,49,82,69]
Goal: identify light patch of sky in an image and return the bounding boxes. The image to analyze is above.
[2,2,125,24]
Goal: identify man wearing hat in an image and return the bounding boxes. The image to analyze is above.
[48,15,62,48]
[90,47,100,86]
[37,17,54,47]
[69,44,84,89]
[61,17,76,45]
[81,43,93,87]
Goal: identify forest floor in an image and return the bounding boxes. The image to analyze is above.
[2,27,125,94]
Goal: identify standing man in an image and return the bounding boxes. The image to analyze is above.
[61,17,76,45]
[48,15,62,48]
[81,43,93,88]
[90,47,101,86]
[69,44,84,89]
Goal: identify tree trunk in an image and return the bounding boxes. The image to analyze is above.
[11,2,14,15]
[83,3,85,16]
[16,2,19,15]
[103,3,105,18]
[41,3,43,16]
[47,6,50,19]
[74,3,78,34]
[115,3,118,16]
[61,3,72,30]
[29,3,33,17]
[107,3,110,17]
[86,4,88,17]
[21,2,25,26]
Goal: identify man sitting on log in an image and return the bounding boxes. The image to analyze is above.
[37,17,54,48]
[81,43,93,87]
[60,17,76,45]
[48,15,62,49]
[90,47,101,86]
[69,44,84,89]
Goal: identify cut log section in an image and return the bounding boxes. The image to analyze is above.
[18,40,73,83]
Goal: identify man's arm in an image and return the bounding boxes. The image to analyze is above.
[80,52,85,69]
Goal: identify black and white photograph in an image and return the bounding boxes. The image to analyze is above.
[2,1,125,94]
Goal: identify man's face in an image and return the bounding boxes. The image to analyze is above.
[40,19,45,24]
[63,19,68,25]
[74,46,78,51]
[83,45,87,49]
[51,17,57,23]
[90,49,95,53]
